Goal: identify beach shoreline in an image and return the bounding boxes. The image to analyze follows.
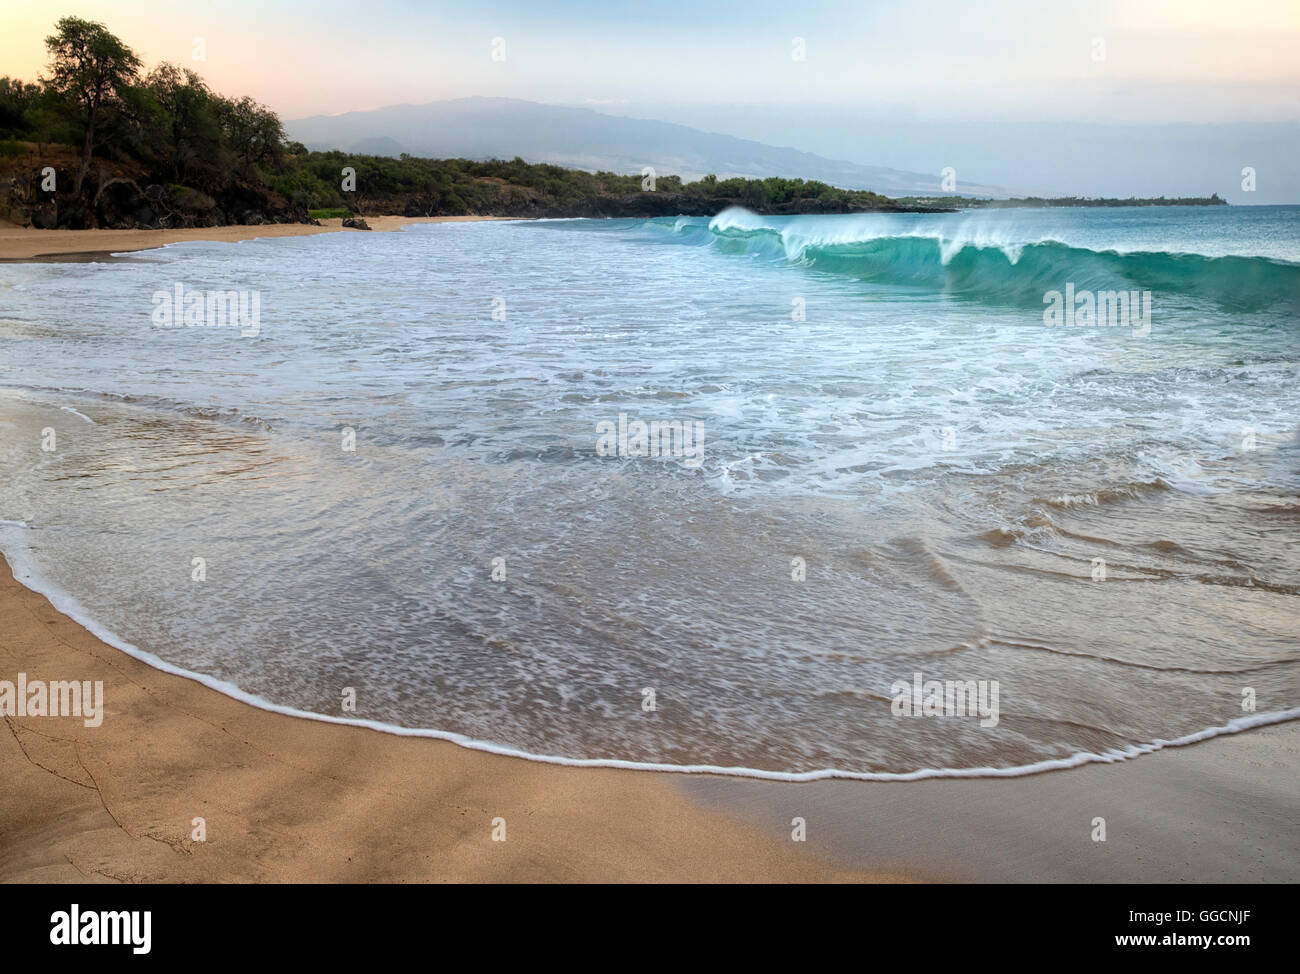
[2,546,1295,882]
[680,717,1300,882]
[0,215,518,262]
[1,210,1296,883]
[0,554,890,883]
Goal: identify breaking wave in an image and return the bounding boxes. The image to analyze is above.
[652,208,1300,309]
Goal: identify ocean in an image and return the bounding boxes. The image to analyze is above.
[1,205,1297,779]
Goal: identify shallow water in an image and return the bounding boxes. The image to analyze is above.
[1,206,1297,776]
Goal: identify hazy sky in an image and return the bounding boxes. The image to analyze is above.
[4,1,1298,199]
[4,0,1297,121]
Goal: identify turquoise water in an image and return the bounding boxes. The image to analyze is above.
[0,205,1297,776]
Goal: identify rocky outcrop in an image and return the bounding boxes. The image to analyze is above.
[0,148,312,230]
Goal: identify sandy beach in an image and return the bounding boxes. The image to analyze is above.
[0,216,514,262]
[0,558,887,883]
[2,218,1296,884]
[2,550,1295,883]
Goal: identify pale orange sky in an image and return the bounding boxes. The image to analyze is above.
[2,0,1298,122]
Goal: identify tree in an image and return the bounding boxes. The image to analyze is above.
[43,17,142,194]
[217,95,284,172]
[0,77,42,138]
[144,64,222,182]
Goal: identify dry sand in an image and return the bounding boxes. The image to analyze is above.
[0,562,887,883]
[0,216,514,262]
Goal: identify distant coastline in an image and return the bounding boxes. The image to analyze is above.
[898,193,1228,209]
[1,139,1230,230]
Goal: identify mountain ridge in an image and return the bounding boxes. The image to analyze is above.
[286,96,1009,198]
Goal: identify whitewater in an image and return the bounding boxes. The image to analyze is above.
[0,205,1296,778]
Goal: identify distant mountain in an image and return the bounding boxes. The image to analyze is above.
[286,97,1007,198]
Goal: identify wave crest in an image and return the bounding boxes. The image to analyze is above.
[694,207,1300,310]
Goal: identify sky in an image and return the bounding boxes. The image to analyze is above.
[3,0,1298,198]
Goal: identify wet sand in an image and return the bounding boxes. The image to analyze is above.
[0,558,888,883]
[3,548,1294,883]
[679,722,1299,882]
[0,216,516,262]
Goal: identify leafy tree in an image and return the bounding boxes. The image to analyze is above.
[43,17,142,194]
[0,77,43,137]
[144,64,224,183]
[218,95,284,172]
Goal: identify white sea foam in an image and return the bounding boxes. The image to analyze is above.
[59,405,94,424]
[1,532,1295,783]
[1,210,1297,776]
